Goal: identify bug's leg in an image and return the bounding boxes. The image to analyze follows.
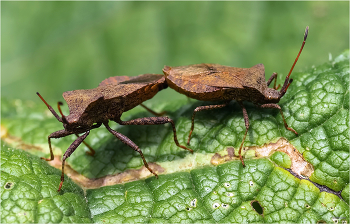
[103,122,158,178]
[115,117,193,153]
[75,122,102,156]
[188,102,230,145]
[238,101,249,168]
[41,129,74,161]
[266,72,281,90]
[75,134,95,156]
[58,131,90,192]
[259,103,298,135]
[140,104,166,116]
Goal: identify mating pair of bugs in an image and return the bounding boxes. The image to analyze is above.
[38,27,308,191]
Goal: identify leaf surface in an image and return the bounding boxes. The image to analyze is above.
[1,51,349,223]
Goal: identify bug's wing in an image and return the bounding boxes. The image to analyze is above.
[164,63,266,90]
[119,74,165,84]
[99,74,165,86]
[102,74,167,99]
[164,64,245,89]
[99,76,131,86]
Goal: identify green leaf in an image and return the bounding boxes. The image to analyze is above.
[1,47,349,222]
[0,147,92,223]
[84,160,349,223]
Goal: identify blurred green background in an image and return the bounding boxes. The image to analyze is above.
[2,1,349,104]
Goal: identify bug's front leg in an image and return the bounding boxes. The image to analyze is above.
[41,129,75,161]
[58,131,90,191]
[75,122,102,156]
[238,101,249,168]
[115,117,193,153]
[103,122,158,178]
[266,72,280,90]
[188,102,230,145]
[259,103,298,135]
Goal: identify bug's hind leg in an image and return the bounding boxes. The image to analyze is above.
[103,122,158,178]
[115,117,193,153]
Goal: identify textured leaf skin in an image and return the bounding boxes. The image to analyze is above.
[86,159,349,223]
[1,50,349,223]
[1,148,92,223]
[342,184,350,205]
[270,151,291,169]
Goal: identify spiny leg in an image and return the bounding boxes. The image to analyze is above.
[259,103,298,135]
[104,122,158,178]
[115,117,193,153]
[188,102,230,145]
[59,131,90,191]
[140,103,166,116]
[238,101,249,167]
[266,72,280,90]
[41,129,74,161]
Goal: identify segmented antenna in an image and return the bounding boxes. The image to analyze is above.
[280,26,309,96]
[36,92,63,122]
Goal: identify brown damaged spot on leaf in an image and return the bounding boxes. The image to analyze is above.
[1,125,44,151]
[48,156,165,189]
[253,137,314,177]
[211,137,314,178]
[211,147,235,165]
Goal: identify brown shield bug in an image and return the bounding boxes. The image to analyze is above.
[163,26,309,167]
[37,74,192,191]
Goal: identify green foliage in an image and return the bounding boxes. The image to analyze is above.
[1,2,350,219]
[1,50,349,223]
[1,148,91,223]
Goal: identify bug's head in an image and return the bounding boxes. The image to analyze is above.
[263,88,282,103]
[36,92,88,131]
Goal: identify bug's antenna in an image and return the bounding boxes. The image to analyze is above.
[37,92,63,122]
[280,26,309,97]
[57,102,68,124]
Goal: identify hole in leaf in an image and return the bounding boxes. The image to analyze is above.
[212,203,220,209]
[190,199,197,207]
[317,220,327,224]
[222,203,229,208]
[226,192,234,197]
[4,182,14,190]
[251,200,263,215]
[305,204,310,209]
[332,218,339,224]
